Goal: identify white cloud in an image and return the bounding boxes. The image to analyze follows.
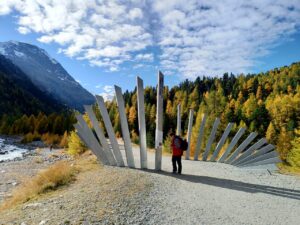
[100,85,115,101]
[17,26,30,34]
[152,0,300,78]
[1,0,152,71]
[135,53,154,62]
[128,8,143,20]
[0,0,18,15]
[103,85,114,93]
[1,0,300,78]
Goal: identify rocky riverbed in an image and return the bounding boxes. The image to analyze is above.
[0,146,70,203]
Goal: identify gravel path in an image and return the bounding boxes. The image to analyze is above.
[0,146,299,225]
[129,147,300,225]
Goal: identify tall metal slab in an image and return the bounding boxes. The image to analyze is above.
[155,71,164,170]
[185,109,194,160]
[115,85,135,168]
[225,132,258,164]
[136,77,148,169]
[194,114,207,160]
[236,144,275,166]
[218,127,246,163]
[210,123,233,162]
[75,127,102,162]
[238,151,279,167]
[239,157,281,167]
[95,95,125,167]
[231,138,267,165]
[75,125,102,162]
[74,118,109,165]
[202,118,220,161]
[176,104,181,136]
[84,105,117,166]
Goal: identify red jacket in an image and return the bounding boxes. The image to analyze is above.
[171,136,183,156]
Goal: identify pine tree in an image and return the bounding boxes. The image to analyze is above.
[266,122,277,144]
[128,106,137,127]
[277,128,292,160]
[256,85,262,99]
[287,129,300,168]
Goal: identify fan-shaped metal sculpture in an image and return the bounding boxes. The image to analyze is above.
[74,72,281,170]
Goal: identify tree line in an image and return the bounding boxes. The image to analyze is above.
[0,112,75,145]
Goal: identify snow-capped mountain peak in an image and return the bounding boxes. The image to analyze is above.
[0,41,94,110]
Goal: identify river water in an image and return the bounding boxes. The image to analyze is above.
[0,137,28,162]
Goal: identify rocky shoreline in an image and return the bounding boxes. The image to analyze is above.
[0,135,46,163]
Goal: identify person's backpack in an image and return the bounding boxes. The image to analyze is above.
[180,139,188,151]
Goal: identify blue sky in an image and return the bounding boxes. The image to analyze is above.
[0,1,300,99]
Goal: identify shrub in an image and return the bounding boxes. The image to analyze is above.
[67,131,87,155]
[131,131,139,145]
[41,132,61,146]
[163,134,172,154]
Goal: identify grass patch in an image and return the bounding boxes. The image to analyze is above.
[1,161,77,210]
[73,151,100,172]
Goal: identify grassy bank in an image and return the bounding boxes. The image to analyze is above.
[0,151,99,210]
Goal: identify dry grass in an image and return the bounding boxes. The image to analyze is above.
[74,151,100,172]
[278,163,300,176]
[1,161,77,210]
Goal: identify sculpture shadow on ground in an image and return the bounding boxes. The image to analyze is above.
[142,169,300,201]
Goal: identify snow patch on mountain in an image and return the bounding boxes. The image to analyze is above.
[0,47,6,55]
[14,50,25,57]
[50,58,58,64]
[0,41,95,110]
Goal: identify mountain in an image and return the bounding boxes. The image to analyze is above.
[0,41,95,111]
[0,55,65,116]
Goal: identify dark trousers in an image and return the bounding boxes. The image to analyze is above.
[172,156,182,173]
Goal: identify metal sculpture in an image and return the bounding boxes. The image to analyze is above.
[74,72,281,170]
[115,85,135,168]
[136,77,147,169]
[155,71,164,170]
[185,109,194,160]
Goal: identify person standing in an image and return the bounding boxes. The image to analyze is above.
[170,133,183,174]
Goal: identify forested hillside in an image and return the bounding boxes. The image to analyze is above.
[104,62,300,165]
[0,55,75,145]
[0,55,64,115]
